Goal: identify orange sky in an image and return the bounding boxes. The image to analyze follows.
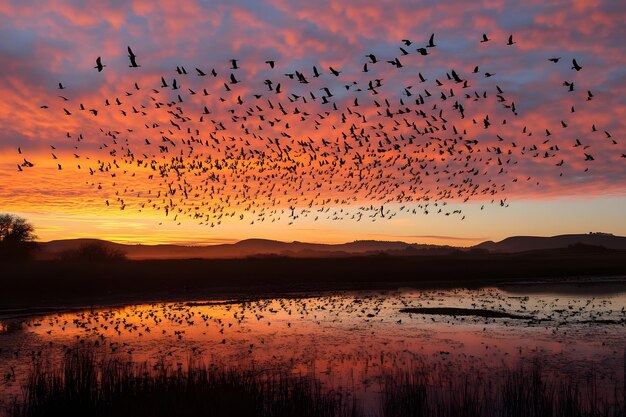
[0,0,624,245]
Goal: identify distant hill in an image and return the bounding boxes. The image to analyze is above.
[34,233,626,260]
[474,233,626,253]
[36,238,452,260]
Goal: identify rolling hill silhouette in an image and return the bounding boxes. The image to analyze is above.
[474,233,626,253]
[36,238,447,260]
[33,233,626,260]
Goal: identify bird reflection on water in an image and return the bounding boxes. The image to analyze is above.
[0,286,625,410]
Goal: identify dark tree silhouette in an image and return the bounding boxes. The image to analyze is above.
[0,213,37,260]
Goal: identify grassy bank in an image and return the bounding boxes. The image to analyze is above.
[1,249,625,311]
[9,350,625,417]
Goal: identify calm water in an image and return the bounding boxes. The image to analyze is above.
[1,281,625,412]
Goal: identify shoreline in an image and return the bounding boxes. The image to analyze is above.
[1,250,625,317]
[1,274,625,321]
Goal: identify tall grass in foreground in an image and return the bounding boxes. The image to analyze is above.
[10,350,350,417]
[10,350,625,417]
[380,360,625,417]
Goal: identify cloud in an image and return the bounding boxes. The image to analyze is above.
[0,0,624,242]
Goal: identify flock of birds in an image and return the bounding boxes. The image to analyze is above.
[17,33,623,226]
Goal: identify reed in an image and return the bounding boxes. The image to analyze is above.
[10,349,349,417]
[9,350,625,417]
[379,359,624,417]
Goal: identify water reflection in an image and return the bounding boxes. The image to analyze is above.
[1,285,625,412]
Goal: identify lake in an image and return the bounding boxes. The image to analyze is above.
[1,279,625,414]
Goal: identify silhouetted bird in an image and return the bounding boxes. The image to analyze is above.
[127,46,139,67]
[95,56,105,72]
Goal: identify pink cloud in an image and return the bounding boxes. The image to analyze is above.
[0,0,624,237]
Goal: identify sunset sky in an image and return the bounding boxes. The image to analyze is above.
[0,0,624,246]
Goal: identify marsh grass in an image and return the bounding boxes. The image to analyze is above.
[380,359,625,417]
[10,350,349,417]
[9,350,625,417]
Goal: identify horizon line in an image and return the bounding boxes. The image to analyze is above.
[35,231,620,247]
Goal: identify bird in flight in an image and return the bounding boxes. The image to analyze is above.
[427,33,436,48]
[95,56,105,72]
[329,67,341,76]
[127,46,139,67]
